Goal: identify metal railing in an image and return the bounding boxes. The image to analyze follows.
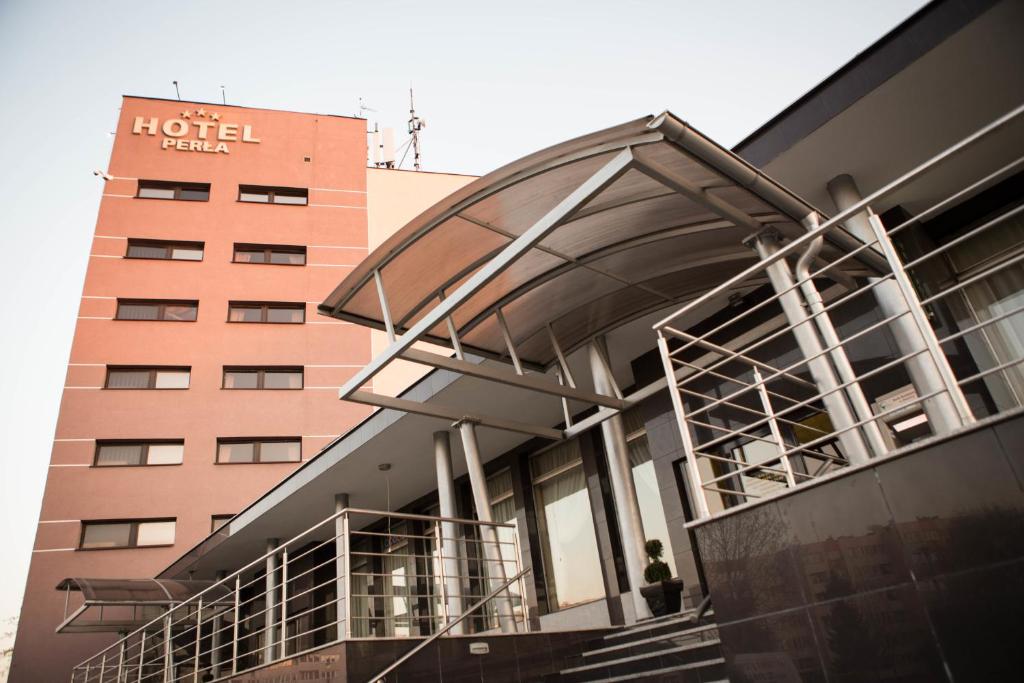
[655,103,1024,520]
[69,508,529,682]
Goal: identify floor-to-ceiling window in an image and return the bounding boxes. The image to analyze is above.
[530,440,605,612]
[623,409,677,576]
[485,469,524,626]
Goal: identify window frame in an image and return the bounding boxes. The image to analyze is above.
[227,302,306,324]
[125,239,205,262]
[104,366,191,390]
[215,438,302,464]
[93,440,185,467]
[115,299,199,322]
[137,180,210,202]
[222,366,304,390]
[79,518,177,550]
[232,243,307,266]
[237,185,308,206]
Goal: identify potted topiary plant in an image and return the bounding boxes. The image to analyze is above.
[639,539,685,617]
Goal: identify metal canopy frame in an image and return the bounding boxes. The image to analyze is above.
[321,111,883,439]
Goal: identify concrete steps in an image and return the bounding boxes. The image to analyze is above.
[549,609,727,682]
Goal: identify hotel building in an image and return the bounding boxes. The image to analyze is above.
[12,0,1024,680]
[11,96,472,682]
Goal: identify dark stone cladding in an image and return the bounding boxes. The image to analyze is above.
[690,410,1024,682]
[222,629,612,682]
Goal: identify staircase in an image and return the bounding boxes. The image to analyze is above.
[550,608,728,682]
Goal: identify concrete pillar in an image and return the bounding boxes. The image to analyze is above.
[456,420,517,632]
[753,232,871,464]
[827,173,966,435]
[264,539,279,664]
[588,340,653,622]
[334,494,349,640]
[433,431,465,634]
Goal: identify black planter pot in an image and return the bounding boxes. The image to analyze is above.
[639,578,684,617]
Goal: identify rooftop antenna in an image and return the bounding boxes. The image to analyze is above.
[220,85,226,105]
[172,81,181,101]
[357,97,377,119]
[407,87,425,171]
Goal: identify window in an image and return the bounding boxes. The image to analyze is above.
[137,180,210,201]
[228,302,305,324]
[126,239,204,261]
[105,367,190,389]
[115,299,198,321]
[232,243,306,265]
[216,438,301,463]
[530,440,604,612]
[238,185,308,205]
[223,366,303,389]
[80,519,176,549]
[623,409,677,576]
[94,441,184,466]
[211,515,233,532]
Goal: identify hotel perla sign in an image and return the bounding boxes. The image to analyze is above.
[132,108,260,154]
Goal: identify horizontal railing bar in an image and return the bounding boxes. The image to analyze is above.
[920,249,1024,307]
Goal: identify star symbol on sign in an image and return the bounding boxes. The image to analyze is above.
[196,108,207,118]
[210,112,221,121]
[181,110,191,118]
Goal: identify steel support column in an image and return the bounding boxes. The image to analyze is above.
[752,231,871,465]
[333,493,349,641]
[433,431,465,634]
[827,173,968,434]
[456,420,517,632]
[588,339,653,622]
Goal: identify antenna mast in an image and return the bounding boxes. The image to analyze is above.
[407,88,425,171]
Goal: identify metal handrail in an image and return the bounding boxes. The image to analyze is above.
[70,507,526,681]
[365,567,531,683]
[654,102,1024,522]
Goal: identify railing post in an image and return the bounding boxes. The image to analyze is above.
[264,539,279,665]
[343,511,352,640]
[753,367,797,487]
[433,519,450,632]
[210,571,225,680]
[192,598,202,683]
[334,493,349,642]
[511,525,529,631]
[162,613,172,683]
[136,631,146,683]
[657,334,711,519]
[98,654,106,683]
[231,576,240,675]
[116,637,126,683]
[279,547,288,657]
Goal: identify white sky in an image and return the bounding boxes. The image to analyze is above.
[0,0,929,631]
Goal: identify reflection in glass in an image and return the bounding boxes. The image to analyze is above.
[136,521,175,546]
[218,442,255,463]
[531,440,604,611]
[81,523,132,549]
[259,441,300,462]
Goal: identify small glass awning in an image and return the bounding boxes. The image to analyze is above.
[320,111,881,369]
[55,578,229,634]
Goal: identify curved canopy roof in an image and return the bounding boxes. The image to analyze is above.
[320,111,875,370]
[56,577,218,603]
